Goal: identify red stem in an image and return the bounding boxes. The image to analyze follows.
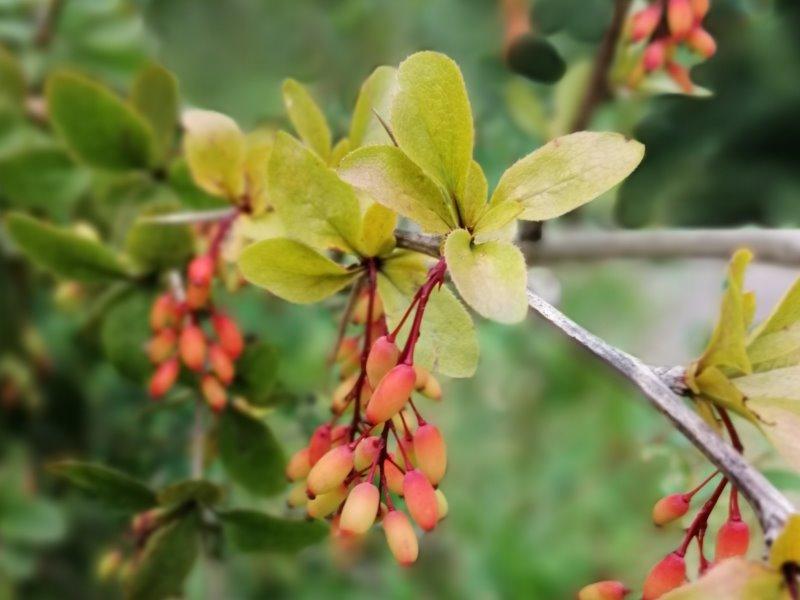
[677,478,728,556]
[399,258,447,364]
[681,471,720,501]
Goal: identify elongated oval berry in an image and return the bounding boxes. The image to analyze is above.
[179,325,207,371]
[150,293,179,330]
[209,344,235,384]
[188,255,215,287]
[147,329,177,364]
[384,455,405,495]
[642,552,686,600]
[149,358,180,398]
[367,336,399,387]
[286,447,311,481]
[413,424,447,485]
[383,510,418,566]
[366,364,416,424]
[668,0,693,39]
[340,482,380,535]
[186,282,209,310]
[691,0,709,19]
[201,375,227,413]
[306,445,354,496]
[307,484,347,519]
[666,61,693,93]
[421,375,442,401]
[630,4,662,42]
[652,493,690,526]
[308,424,332,465]
[287,481,308,508]
[414,364,430,390]
[643,40,667,72]
[687,26,716,58]
[331,373,357,414]
[354,436,382,471]
[714,518,749,561]
[212,313,243,359]
[330,424,350,447]
[403,469,438,531]
[435,489,449,520]
[578,580,629,600]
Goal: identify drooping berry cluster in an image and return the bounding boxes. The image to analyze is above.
[627,0,716,93]
[147,217,244,413]
[286,259,448,565]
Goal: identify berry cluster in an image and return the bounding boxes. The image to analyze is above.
[96,508,168,585]
[627,0,716,93]
[286,259,448,565]
[146,217,244,413]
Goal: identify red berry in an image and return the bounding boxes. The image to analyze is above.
[354,436,382,471]
[403,469,438,531]
[384,455,405,495]
[652,493,690,526]
[209,344,235,384]
[201,374,227,413]
[147,329,177,364]
[366,336,400,388]
[643,40,667,72]
[383,510,418,566]
[642,552,686,599]
[212,313,244,359]
[186,283,209,310]
[714,518,749,561]
[630,4,663,42]
[149,358,179,398]
[691,0,709,19]
[150,293,180,330]
[339,482,380,536]
[308,424,332,466]
[179,325,207,372]
[188,255,215,287]
[578,580,629,600]
[413,424,447,485]
[306,445,354,496]
[365,364,416,424]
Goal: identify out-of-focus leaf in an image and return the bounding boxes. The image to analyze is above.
[444,229,527,324]
[126,512,198,600]
[490,132,644,221]
[234,342,280,407]
[662,558,784,600]
[392,51,474,200]
[5,212,129,282]
[338,145,455,234]
[219,509,328,553]
[101,290,152,382]
[0,497,66,545]
[49,461,156,512]
[771,514,800,570]
[282,78,331,162]
[269,132,361,252]
[746,397,800,473]
[131,64,179,162]
[46,71,155,170]
[125,200,195,272]
[734,366,800,402]
[167,158,230,210]
[182,109,245,199]
[239,237,358,303]
[156,480,223,508]
[505,34,566,84]
[358,202,396,257]
[218,408,285,497]
[0,46,25,109]
[349,65,398,148]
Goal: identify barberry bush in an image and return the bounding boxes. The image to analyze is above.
[1,1,800,599]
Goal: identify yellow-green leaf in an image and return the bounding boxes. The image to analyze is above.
[444,229,527,324]
[458,160,488,229]
[734,366,800,402]
[392,51,474,201]
[473,200,524,238]
[130,64,178,163]
[752,278,800,339]
[338,145,455,234]
[0,46,25,109]
[243,130,274,215]
[349,66,398,149]
[747,397,800,473]
[330,138,351,167]
[748,324,800,372]
[357,203,396,258]
[771,514,800,570]
[269,132,361,253]
[281,78,331,162]
[182,109,245,200]
[694,366,758,424]
[662,558,785,600]
[490,131,644,221]
[238,238,359,304]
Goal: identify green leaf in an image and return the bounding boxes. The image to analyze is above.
[5,212,129,282]
[378,252,478,378]
[219,509,328,553]
[662,558,784,600]
[101,289,152,382]
[126,513,198,600]
[46,71,155,170]
[125,200,195,272]
[239,237,359,303]
[0,46,25,109]
[234,342,280,407]
[357,202,396,258]
[167,158,229,210]
[281,78,332,162]
[338,145,455,234]
[182,109,245,199]
[444,229,528,324]
[49,461,156,512]
[748,324,800,372]
[506,34,566,84]
[490,131,644,221]
[243,130,274,215]
[751,278,800,339]
[694,366,757,424]
[473,200,523,238]
[349,65,398,149]
[0,497,66,545]
[218,408,286,497]
[131,64,179,163]
[157,480,223,508]
[771,514,800,570]
[458,160,488,229]
[392,51,474,200]
[269,132,361,252]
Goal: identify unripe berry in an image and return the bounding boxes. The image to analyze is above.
[643,40,667,72]
[150,293,180,331]
[308,424,332,465]
[149,358,179,398]
[287,481,308,508]
[384,455,405,495]
[413,364,430,390]
[687,26,716,58]
[642,552,686,600]
[286,447,311,481]
[332,374,357,414]
[354,436,382,471]
[336,336,360,376]
[201,375,227,413]
[667,0,693,39]
[96,549,122,581]
[147,329,177,364]
[691,0,709,19]
[630,4,663,43]
[652,493,690,526]
[714,518,749,561]
[421,375,442,401]
[307,484,347,519]
[352,293,383,325]
[306,445,354,496]
[403,469,438,531]
[391,410,415,435]
[188,255,214,287]
[186,282,209,310]
[435,489,449,521]
[383,510,418,566]
[413,424,447,485]
[367,336,399,387]
[212,313,243,359]
[179,325,207,371]
[366,364,416,424]
[330,424,350,447]
[209,344,235,384]
[340,482,380,535]
[578,580,629,600]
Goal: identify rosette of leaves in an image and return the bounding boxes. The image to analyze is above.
[686,249,800,471]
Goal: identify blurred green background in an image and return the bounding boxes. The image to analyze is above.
[1,0,800,598]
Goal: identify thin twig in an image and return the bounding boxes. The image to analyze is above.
[33,0,64,48]
[140,208,237,226]
[190,401,204,479]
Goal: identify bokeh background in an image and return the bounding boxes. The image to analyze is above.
[1,0,800,598]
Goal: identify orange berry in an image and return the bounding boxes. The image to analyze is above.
[354,436,382,471]
[306,445,354,496]
[668,0,693,39]
[336,336,360,376]
[209,344,235,384]
[403,469,438,531]
[691,0,709,19]
[185,283,209,310]
[179,325,207,371]
[147,329,177,364]
[643,40,667,72]
[383,510,418,566]
[365,364,416,424]
[652,493,690,526]
[201,375,227,413]
[340,482,380,535]
[630,4,663,42]
[150,293,180,330]
[149,358,179,398]
[212,313,243,359]
[666,61,694,93]
[714,518,749,561]
[188,255,215,287]
[578,580,629,600]
[413,424,447,486]
[286,447,311,481]
[687,26,716,58]
[384,455,405,495]
[366,336,400,388]
[642,552,686,600]
[331,373,357,414]
[308,424,332,466]
[307,484,347,519]
[330,424,350,447]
